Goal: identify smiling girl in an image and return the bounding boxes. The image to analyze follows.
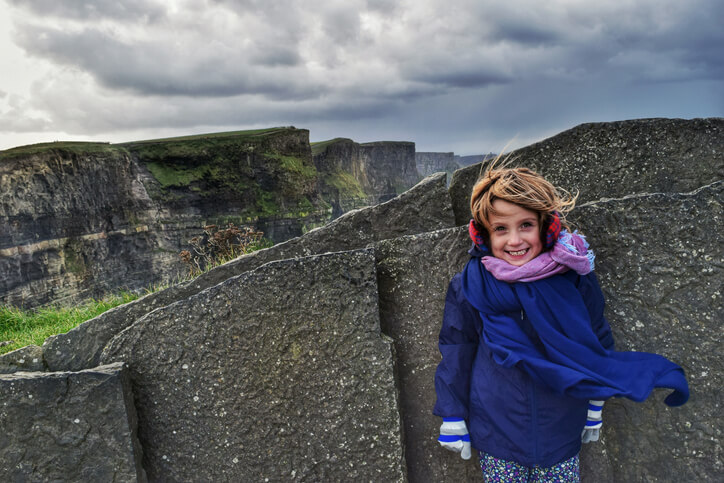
[433,165,689,482]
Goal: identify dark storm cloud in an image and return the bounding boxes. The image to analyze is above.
[410,67,512,88]
[7,0,165,21]
[14,24,316,99]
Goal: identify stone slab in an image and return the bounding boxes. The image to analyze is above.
[100,249,406,481]
[375,226,481,481]
[573,181,723,482]
[449,118,724,225]
[0,344,46,374]
[42,172,454,373]
[0,362,146,482]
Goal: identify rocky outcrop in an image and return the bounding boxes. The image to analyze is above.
[313,138,419,216]
[0,362,145,482]
[39,173,453,372]
[449,118,724,224]
[100,250,405,482]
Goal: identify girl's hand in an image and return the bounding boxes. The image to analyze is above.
[438,418,472,459]
[581,400,604,443]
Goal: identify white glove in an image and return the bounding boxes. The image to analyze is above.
[438,418,472,460]
[581,400,604,443]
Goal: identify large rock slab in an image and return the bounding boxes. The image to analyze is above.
[573,181,723,482]
[375,227,479,481]
[100,249,406,482]
[0,362,145,482]
[41,172,454,373]
[449,118,724,225]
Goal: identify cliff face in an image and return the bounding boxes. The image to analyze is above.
[1,129,426,309]
[124,128,329,252]
[0,144,166,308]
[0,128,331,308]
[416,151,461,184]
[312,138,420,216]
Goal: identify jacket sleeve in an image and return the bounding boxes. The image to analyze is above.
[432,273,481,419]
[580,272,616,351]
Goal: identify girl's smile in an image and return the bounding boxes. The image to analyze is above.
[487,199,543,266]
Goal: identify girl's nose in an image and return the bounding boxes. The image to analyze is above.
[509,231,522,245]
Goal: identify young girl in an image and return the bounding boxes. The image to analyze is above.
[433,166,689,482]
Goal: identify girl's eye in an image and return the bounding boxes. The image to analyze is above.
[493,226,505,232]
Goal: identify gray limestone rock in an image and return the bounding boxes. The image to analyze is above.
[0,362,145,482]
[375,226,480,481]
[449,118,724,225]
[42,172,454,373]
[99,249,406,482]
[0,344,46,374]
[573,181,723,482]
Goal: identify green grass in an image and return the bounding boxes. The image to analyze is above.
[324,170,366,198]
[266,153,318,179]
[310,138,351,155]
[117,127,290,146]
[0,142,121,161]
[145,161,212,188]
[0,292,140,355]
[0,231,278,356]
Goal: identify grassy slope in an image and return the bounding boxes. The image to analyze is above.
[0,292,140,355]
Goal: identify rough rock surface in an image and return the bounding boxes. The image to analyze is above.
[573,181,723,482]
[0,147,167,308]
[375,227,480,481]
[99,249,405,482]
[0,344,46,373]
[41,172,454,373]
[0,362,145,482]
[449,118,724,225]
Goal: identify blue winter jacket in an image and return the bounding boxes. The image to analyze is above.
[433,267,615,467]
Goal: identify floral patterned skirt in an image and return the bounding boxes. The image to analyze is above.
[479,451,580,482]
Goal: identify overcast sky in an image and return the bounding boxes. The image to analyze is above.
[1,0,722,154]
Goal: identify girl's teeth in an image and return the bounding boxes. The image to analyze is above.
[509,249,527,256]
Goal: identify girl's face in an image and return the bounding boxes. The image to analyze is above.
[487,199,543,266]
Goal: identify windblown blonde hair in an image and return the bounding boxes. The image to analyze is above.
[470,155,578,235]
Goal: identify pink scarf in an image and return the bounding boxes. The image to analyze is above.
[481,231,594,283]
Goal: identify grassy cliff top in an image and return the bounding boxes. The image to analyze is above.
[310,138,354,155]
[0,127,304,161]
[0,141,120,161]
[118,127,296,147]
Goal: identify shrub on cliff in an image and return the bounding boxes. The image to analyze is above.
[179,223,270,276]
